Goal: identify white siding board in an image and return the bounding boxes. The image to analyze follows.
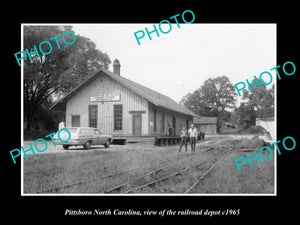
[66,73,148,136]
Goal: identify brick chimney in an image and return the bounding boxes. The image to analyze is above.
[113,59,121,76]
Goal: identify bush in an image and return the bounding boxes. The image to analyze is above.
[24,129,56,141]
[236,125,265,135]
[24,106,64,140]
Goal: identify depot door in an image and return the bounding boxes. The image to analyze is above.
[172,116,176,135]
[132,114,142,136]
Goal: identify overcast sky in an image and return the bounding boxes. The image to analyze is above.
[72,24,276,103]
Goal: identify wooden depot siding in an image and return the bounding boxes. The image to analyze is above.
[148,102,193,136]
[198,124,217,134]
[52,67,199,138]
[61,69,197,137]
[193,117,217,134]
[66,72,149,136]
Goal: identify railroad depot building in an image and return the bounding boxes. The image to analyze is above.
[193,117,217,135]
[51,59,198,137]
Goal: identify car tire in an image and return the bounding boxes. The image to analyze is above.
[63,145,69,150]
[84,141,91,150]
[104,139,111,148]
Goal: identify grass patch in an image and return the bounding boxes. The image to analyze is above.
[23,137,275,194]
[192,150,274,194]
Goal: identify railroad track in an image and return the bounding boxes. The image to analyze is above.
[103,146,234,194]
[185,147,234,193]
[103,157,211,194]
[34,146,233,194]
[35,166,140,193]
[34,147,211,193]
[34,148,175,193]
[125,159,210,194]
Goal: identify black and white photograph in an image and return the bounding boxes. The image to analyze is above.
[21,23,276,195]
[5,5,298,224]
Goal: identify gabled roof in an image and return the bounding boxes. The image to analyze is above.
[51,68,198,118]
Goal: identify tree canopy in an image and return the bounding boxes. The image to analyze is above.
[180,75,275,132]
[231,79,274,129]
[24,26,111,131]
[180,76,236,132]
[241,80,274,118]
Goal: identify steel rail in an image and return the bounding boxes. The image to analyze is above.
[185,147,234,194]
[126,159,210,193]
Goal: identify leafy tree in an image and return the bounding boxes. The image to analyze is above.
[180,76,236,132]
[242,79,274,118]
[179,90,213,116]
[199,76,236,112]
[24,26,111,131]
[231,79,274,129]
[231,103,256,129]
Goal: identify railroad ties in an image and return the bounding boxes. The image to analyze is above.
[34,145,236,194]
[185,147,234,193]
[104,157,211,194]
[35,166,140,194]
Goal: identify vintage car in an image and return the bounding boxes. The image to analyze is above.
[54,127,113,150]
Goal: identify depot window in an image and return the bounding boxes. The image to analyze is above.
[114,104,123,130]
[88,105,98,128]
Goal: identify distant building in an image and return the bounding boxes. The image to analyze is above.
[51,59,198,136]
[256,117,275,142]
[193,117,217,134]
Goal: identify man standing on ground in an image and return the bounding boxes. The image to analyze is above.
[179,127,188,152]
[188,124,198,152]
